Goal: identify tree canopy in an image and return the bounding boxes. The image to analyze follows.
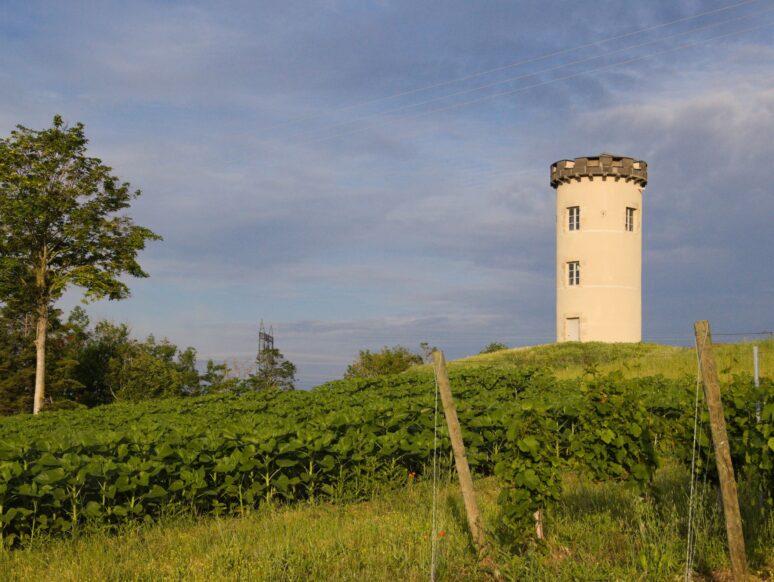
[344,345,423,379]
[480,342,508,354]
[248,346,296,391]
[0,116,161,412]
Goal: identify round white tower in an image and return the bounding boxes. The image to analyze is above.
[550,154,647,343]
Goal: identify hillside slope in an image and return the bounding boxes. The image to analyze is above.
[452,339,774,381]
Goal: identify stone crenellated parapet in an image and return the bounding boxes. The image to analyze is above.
[550,153,647,189]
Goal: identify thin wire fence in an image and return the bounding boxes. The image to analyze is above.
[430,365,440,582]
[684,328,707,581]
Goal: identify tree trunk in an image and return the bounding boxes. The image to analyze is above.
[32,302,48,414]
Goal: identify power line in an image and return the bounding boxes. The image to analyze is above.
[310,18,774,144]
[712,331,774,337]
[300,5,774,141]
[262,0,761,134]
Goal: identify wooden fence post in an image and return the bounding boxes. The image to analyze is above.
[432,350,500,578]
[694,320,748,581]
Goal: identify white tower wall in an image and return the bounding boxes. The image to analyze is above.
[550,154,647,343]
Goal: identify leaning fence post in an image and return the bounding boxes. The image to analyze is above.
[753,345,761,423]
[694,320,748,581]
[431,350,501,578]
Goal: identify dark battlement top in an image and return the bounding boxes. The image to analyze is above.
[550,153,647,189]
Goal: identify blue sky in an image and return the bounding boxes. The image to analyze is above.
[1,1,773,387]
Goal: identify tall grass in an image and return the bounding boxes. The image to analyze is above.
[501,464,773,580]
[455,339,774,382]
[3,466,772,581]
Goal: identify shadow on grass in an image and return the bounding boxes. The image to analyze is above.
[560,472,643,524]
[559,464,773,576]
[445,491,479,558]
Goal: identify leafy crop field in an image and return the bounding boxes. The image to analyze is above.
[1,342,772,579]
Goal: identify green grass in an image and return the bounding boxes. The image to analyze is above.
[453,339,774,382]
[3,465,772,581]
[2,477,489,582]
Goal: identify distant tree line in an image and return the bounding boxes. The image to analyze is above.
[0,304,296,415]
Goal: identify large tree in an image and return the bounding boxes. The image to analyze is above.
[0,116,160,414]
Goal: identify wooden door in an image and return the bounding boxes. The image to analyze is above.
[566,317,580,341]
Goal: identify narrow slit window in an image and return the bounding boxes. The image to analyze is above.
[568,206,580,231]
[568,261,580,286]
[625,207,635,232]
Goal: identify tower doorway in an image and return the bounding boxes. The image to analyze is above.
[565,317,580,341]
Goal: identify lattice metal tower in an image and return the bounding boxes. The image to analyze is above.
[258,320,274,362]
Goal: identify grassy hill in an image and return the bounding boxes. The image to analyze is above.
[1,340,772,581]
[453,339,774,381]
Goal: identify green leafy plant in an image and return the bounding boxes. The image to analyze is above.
[564,375,658,485]
[495,402,561,548]
[680,375,774,502]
